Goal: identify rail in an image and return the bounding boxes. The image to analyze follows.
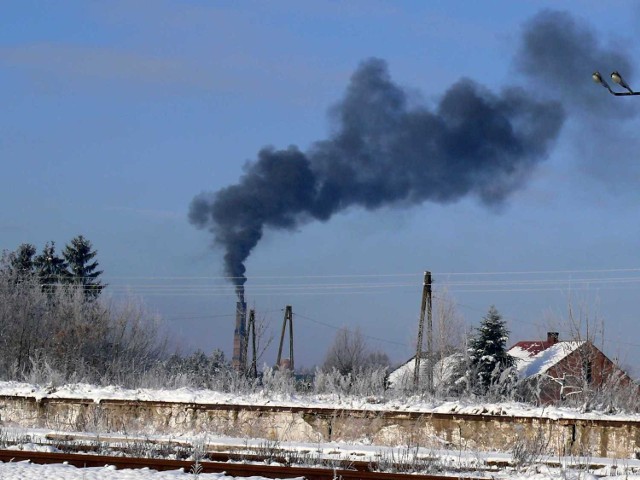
[0,449,483,480]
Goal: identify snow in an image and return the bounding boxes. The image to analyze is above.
[508,345,536,361]
[391,341,586,396]
[0,378,638,422]
[386,357,414,385]
[394,340,586,383]
[4,378,640,479]
[511,342,584,378]
[1,376,640,479]
[387,353,463,389]
[0,457,638,479]
[0,461,299,479]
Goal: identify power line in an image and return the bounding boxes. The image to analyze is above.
[98,266,640,281]
[100,276,640,289]
[292,311,409,348]
[432,294,640,351]
[162,309,283,320]
[99,274,640,289]
[433,267,640,276]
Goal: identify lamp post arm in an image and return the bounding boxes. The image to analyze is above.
[610,90,640,96]
[594,70,639,96]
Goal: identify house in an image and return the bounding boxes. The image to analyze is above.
[388,352,464,393]
[508,332,632,404]
[388,332,631,404]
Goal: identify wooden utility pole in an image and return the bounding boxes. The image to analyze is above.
[276,305,294,371]
[413,271,432,390]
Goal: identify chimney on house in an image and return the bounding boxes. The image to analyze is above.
[547,332,559,344]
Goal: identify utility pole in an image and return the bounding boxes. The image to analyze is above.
[243,309,258,378]
[413,271,432,390]
[426,271,433,392]
[276,305,294,371]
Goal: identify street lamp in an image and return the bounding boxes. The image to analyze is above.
[592,70,640,96]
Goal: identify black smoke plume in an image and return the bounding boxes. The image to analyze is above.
[189,58,564,298]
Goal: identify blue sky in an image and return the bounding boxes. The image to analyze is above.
[2,1,640,372]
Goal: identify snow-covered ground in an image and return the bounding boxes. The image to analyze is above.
[0,462,299,479]
[1,460,640,479]
[0,380,637,422]
[2,380,640,479]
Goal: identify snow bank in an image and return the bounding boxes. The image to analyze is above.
[0,379,637,422]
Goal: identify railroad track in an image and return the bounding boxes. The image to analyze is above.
[0,449,483,480]
[4,434,493,475]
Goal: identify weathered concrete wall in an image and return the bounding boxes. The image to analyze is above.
[0,395,638,459]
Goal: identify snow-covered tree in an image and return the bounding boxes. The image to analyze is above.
[468,305,514,393]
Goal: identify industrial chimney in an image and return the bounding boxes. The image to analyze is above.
[232,301,247,372]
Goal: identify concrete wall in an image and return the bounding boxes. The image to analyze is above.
[0,395,638,459]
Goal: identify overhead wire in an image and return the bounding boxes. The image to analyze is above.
[432,293,640,351]
[100,272,640,291]
[101,282,640,296]
[30,270,640,305]
[53,268,640,350]
[97,266,640,281]
[14,268,640,355]
[292,311,410,348]
[100,276,640,289]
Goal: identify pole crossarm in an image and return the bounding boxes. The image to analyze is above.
[276,305,294,371]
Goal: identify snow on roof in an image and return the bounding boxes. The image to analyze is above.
[510,340,555,356]
[387,357,414,386]
[510,341,585,378]
[388,353,463,389]
[391,340,587,386]
[508,344,536,361]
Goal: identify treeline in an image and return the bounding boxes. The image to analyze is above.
[2,239,637,414]
[0,238,166,384]
[7,236,104,299]
[319,305,515,397]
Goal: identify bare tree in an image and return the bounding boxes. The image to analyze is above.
[250,311,273,373]
[538,297,637,411]
[322,327,389,375]
[432,290,466,389]
[0,253,167,385]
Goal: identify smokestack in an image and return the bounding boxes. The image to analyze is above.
[189,58,564,289]
[232,301,247,372]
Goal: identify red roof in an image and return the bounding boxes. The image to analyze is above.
[510,341,555,357]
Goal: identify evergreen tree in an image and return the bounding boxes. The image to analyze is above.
[34,241,68,293]
[468,305,514,393]
[8,243,37,278]
[63,235,104,300]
